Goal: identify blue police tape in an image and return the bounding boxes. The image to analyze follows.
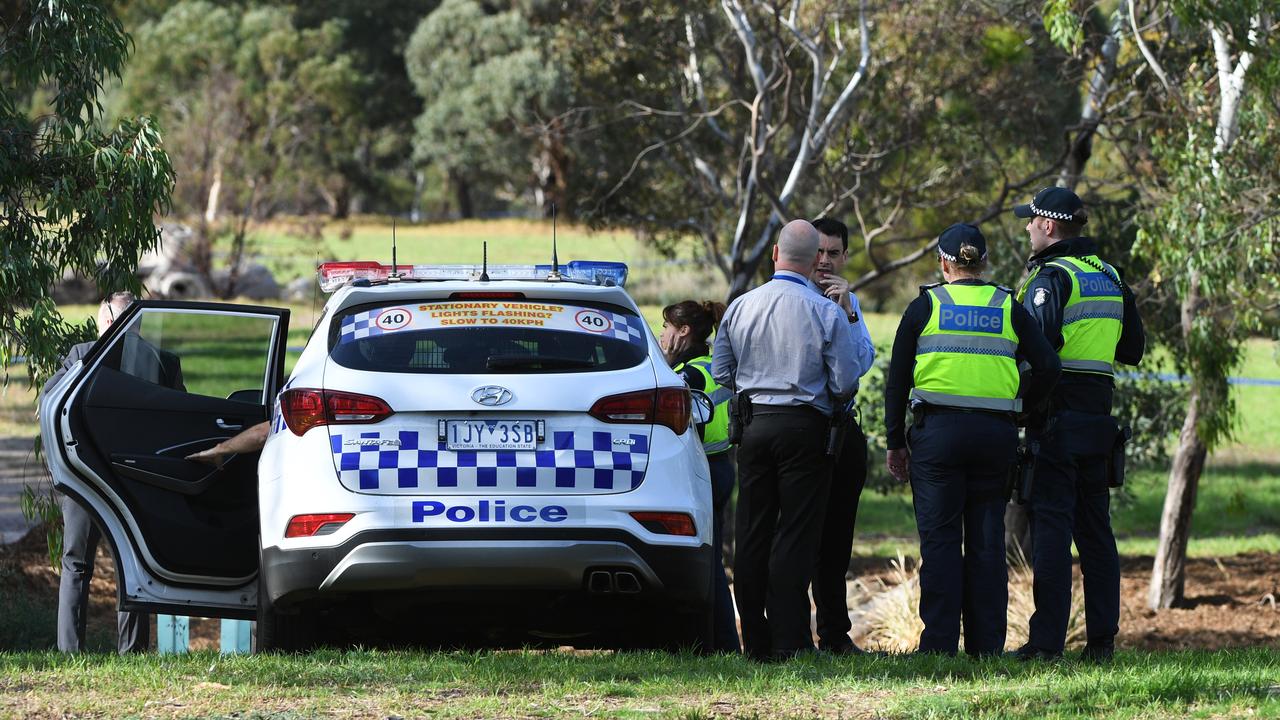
[412,499,569,523]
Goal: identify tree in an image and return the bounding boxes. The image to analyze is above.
[405,0,566,217]
[0,0,174,382]
[1134,2,1280,609]
[562,0,1088,301]
[116,1,360,294]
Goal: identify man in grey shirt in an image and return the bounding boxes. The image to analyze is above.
[712,219,860,660]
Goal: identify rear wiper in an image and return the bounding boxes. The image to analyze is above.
[485,354,595,370]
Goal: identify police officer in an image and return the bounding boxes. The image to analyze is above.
[808,217,876,654]
[713,219,860,661]
[658,299,739,653]
[1011,187,1146,662]
[884,224,1060,656]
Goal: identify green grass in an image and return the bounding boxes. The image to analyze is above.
[0,648,1276,718]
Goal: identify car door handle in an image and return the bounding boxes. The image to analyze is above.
[216,418,242,430]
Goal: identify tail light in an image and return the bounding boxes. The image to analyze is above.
[589,387,690,435]
[630,511,696,537]
[280,389,394,436]
[285,513,355,538]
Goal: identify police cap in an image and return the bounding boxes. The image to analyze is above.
[937,223,986,263]
[1013,186,1087,225]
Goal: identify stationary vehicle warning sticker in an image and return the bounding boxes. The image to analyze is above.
[338,302,647,347]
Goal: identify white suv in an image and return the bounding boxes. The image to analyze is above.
[41,261,715,650]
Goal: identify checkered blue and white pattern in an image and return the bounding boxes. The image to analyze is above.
[338,309,390,345]
[607,313,646,347]
[330,429,650,494]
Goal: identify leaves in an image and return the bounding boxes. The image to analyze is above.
[1,1,174,387]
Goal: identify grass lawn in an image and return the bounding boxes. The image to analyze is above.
[1,648,1278,719]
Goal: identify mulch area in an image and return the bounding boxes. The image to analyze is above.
[4,524,1278,652]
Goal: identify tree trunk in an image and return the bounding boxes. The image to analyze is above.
[1004,502,1032,562]
[1148,387,1208,609]
[450,169,475,219]
[1058,1,1126,191]
[1149,277,1208,609]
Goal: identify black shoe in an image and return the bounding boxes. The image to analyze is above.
[820,641,870,656]
[1079,644,1114,663]
[1010,643,1063,661]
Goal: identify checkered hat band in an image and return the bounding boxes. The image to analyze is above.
[330,429,650,494]
[1030,202,1078,222]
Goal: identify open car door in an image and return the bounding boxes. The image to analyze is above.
[41,301,289,619]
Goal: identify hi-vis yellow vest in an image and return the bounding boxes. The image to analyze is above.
[675,355,731,455]
[911,283,1022,412]
[1017,255,1123,376]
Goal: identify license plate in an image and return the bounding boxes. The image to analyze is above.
[446,420,537,450]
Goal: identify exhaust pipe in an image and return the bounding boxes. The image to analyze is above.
[587,570,613,594]
[613,571,641,594]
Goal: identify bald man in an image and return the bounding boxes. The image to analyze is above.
[713,219,861,661]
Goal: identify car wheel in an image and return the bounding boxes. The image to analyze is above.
[256,550,317,652]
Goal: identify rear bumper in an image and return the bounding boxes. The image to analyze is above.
[262,528,712,610]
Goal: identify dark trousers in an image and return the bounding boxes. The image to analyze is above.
[707,452,741,652]
[813,420,867,649]
[908,410,1016,656]
[733,410,832,658]
[1027,410,1121,653]
[58,494,149,654]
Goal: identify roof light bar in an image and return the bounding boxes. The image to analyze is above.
[316,260,628,292]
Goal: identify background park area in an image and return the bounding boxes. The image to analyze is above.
[4,0,1280,716]
[2,219,1278,718]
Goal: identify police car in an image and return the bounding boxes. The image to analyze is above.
[40,260,716,650]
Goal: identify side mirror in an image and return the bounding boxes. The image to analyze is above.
[689,389,714,425]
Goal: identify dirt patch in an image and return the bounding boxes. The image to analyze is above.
[1119,554,1280,650]
[846,553,1280,651]
[0,523,221,651]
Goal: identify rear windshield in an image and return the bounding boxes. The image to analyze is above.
[329,299,649,374]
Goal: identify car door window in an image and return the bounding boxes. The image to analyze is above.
[107,309,278,403]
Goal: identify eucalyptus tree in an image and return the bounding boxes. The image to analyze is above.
[0,0,174,382]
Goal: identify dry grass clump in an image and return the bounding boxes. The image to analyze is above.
[852,549,1086,653]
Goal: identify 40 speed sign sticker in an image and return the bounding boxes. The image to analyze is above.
[374,307,412,331]
[573,309,613,333]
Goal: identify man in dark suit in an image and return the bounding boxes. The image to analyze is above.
[45,291,182,653]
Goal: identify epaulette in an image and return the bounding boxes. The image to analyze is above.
[995,284,1014,294]
[918,282,943,295]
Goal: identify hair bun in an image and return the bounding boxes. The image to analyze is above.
[958,244,982,264]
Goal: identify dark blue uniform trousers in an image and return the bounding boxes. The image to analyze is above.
[707,452,741,652]
[909,409,1016,656]
[1027,410,1121,653]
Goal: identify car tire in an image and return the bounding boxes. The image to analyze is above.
[256,551,317,653]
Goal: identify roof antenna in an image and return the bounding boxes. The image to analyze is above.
[389,218,400,281]
[479,240,490,282]
[547,202,562,281]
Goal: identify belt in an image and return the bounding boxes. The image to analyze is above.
[912,404,1015,420]
[752,403,828,419]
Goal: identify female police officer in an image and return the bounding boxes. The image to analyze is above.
[659,299,740,653]
[883,223,1060,656]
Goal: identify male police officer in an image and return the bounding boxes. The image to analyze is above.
[1011,187,1145,661]
[713,219,860,661]
[808,217,876,654]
